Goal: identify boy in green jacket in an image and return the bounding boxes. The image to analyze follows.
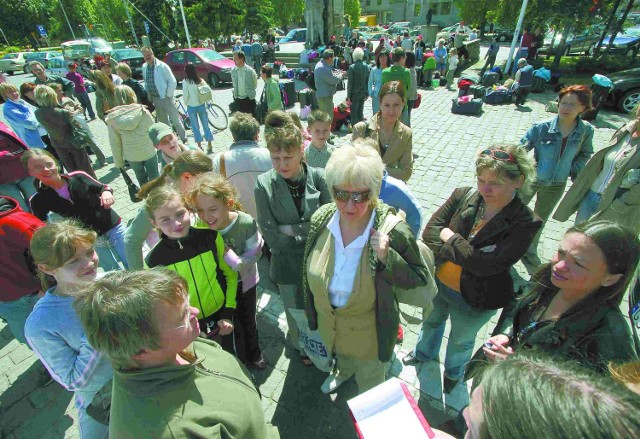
[75,268,279,439]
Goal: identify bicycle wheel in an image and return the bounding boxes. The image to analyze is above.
[207,103,229,131]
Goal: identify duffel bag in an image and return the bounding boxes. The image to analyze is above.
[481,72,499,87]
[531,76,546,93]
[451,98,483,115]
[470,85,487,100]
[485,90,511,105]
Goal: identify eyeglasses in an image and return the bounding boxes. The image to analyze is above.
[29,162,57,173]
[479,149,517,164]
[333,188,372,204]
[171,308,192,331]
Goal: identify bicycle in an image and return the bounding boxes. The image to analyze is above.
[174,94,229,133]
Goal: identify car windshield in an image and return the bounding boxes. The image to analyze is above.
[197,49,225,62]
[624,27,640,36]
[284,29,298,39]
[25,53,45,60]
[113,49,142,60]
[2,54,18,59]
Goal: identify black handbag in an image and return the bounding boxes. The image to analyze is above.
[86,379,112,425]
[119,168,141,203]
[254,90,267,124]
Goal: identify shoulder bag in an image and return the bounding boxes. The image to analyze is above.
[197,80,213,104]
[69,115,98,151]
[254,89,268,124]
[119,168,141,203]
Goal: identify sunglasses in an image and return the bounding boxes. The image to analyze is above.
[479,149,517,164]
[333,188,372,204]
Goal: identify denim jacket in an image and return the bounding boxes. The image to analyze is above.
[521,116,594,185]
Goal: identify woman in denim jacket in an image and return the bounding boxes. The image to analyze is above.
[519,85,594,275]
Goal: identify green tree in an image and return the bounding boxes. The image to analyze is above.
[183,0,244,42]
[344,0,361,28]
[454,0,498,35]
[270,0,304,31]
[245,0,274,38]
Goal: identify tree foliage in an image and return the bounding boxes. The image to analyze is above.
[182,0,244,41]
[344,0,361,28]
[271,0,304,30]
[244,0,275,38]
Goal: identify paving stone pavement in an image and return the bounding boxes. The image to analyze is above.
[0,51,634,438]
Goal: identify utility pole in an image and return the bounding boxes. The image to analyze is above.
[505,0,528,74]
[58,0,76,39]
[122,0,140,46]
[177,0,192,48]
[0,27,9,46]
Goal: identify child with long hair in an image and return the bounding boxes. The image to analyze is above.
[144,185,239,354]
[25,219,113,439]
[185,172,266,369]
[182,62,214,153]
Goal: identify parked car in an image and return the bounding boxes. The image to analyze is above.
[165,48,234,87]
[0,52,29,75]
[600,27,640,57]
[604,67,640,113]
[387,22,412,35]
[23,51,63,73]
[436,23,472,43]
[493,26,517,42]
[111,48,145,77]
[541,26,603,56]
[279,28,306,44]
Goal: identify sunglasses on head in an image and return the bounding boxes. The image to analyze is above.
[480,149,517,164]
[333,188,372,204]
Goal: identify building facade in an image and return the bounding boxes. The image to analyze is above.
[359,0,460,27]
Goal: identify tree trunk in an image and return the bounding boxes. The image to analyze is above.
[595,0,623,55]
[606,0,635,54]
[552,21,572,70]
[546,28,558,60]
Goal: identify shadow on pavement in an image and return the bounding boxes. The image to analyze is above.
[0,326,15,353]
[0,362,73,437]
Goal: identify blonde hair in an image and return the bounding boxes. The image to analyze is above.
[609,361,640,391]
[74,268,187,370]
[184,172,244,212]
[34,85,58,107]
[115,62,132,78]
[137,150,213,199]
[21,148,58,170]
[115,85,138,105]
[91,69,116,96]
[30,219,97,289]
[325,138,384,208]
[264,110,302,153]
[0,83,18,100]
[144,185,184,220]
[476,144,537,198]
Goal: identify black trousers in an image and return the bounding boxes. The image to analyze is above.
[199,309,237,356]
[235,97,256,116]
[234,284,262,363]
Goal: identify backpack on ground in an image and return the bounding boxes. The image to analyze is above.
[451,97,484,115]
[305,71,316,90]
[481,72,499,87]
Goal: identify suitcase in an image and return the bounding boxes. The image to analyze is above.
[470,85,487,100]
[298,88,319,109]
[485,89,511,105]
[451,98,483,115]
[279,79,296,108]
[531,76,546,93]
[481,72,499,87]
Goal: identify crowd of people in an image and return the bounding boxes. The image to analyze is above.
[0,37,640,439]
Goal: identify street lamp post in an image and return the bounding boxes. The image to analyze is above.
[0,27,9,46]
[177,0,192,48]
[58,0,76,39]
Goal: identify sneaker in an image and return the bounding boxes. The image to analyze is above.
[396,325,404,344]
[401,351,421,366]
[320,373,348,394]
[246,355,267,370]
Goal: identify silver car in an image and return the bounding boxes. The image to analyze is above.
[0,52,29,75]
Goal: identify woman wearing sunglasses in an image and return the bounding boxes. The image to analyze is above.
[302,140,430,395]
[402,144,541,395]
[519,85,594,275]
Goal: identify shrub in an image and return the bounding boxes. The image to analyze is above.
[575,54,640,73]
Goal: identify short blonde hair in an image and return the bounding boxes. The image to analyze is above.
[184,172,244,212]
[115,62,132,78]
[352,48,365,62]
[0,83,18,100]
[325,138,384,207]
[476,144,537,198]
[74,268,188,370]
[34,85,58,107]
[115,84,138,105]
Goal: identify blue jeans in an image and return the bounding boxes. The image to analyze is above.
[575,190,602,225]
[187,104,214,143]
[414,279,495,380]
[0,176,37,212]
[95,222,129,271]
[129,155,159,186]
[0,293,39,344]
[371,96,380,115]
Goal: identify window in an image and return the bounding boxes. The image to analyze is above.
[171,51,185,63]
[186,52,202,64]
[440,2,452,15]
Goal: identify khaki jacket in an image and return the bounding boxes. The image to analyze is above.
[554,121,640,233]
[352,113,413,181]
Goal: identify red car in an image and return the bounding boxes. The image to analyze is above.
[165,48,234,87]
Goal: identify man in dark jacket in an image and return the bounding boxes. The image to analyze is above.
[0,196,44,344]
[347,48,370,125]
[30,61,75,97]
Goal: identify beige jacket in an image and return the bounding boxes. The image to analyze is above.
[105,104,157,168]
[554,120,640,233]
[352,113,413,181]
